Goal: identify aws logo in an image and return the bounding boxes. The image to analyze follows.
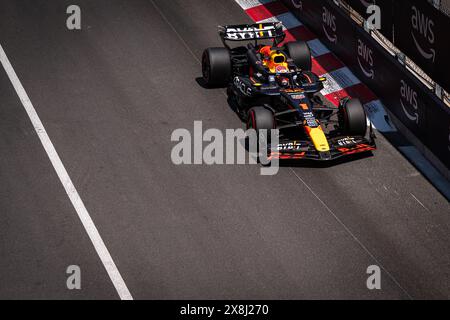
[411,6,436,62]
[322,6,337,43]
[357,39,374,79]
[400,80,419,124]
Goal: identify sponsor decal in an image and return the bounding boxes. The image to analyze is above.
[234,76,252,96]
[291,94,306,100]
[337,137,357,146]
[276,65,288,73]
[411,5,436,62]
[357,39,374,79]
[225,25,276,40]
[283,88,303,93]
[303,111,318,127]
[322,6,337,43]
[277,141,303,151]
[400,79,419,124]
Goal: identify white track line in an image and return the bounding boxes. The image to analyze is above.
[0,44,133,300]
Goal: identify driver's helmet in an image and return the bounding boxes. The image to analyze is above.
[259,46,288,73]
[259,45,272,60]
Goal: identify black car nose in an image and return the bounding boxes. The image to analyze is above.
[319,151,332,160]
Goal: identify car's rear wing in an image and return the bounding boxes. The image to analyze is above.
[218,22,285,46]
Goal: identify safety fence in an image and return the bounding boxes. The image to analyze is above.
[282,0,450,172]
[340,0,449,105]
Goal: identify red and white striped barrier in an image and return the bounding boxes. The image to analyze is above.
[234,0,396,132]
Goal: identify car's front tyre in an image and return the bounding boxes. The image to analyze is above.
[246,107,276,165]
[339,98,367,136]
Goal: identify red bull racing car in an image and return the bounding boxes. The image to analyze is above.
[201,22,376,161]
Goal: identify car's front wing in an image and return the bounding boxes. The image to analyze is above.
[267,136,376,161]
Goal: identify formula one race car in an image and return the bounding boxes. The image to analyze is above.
[201,22,376,161]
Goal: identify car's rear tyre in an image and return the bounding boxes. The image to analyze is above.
[285,41,312,71]
[202,47,232,87]
[339,98,367,136]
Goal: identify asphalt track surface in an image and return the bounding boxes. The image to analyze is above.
[0,0,449,300]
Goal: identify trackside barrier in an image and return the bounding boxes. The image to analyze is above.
[282,0,450,174]
[343,0,450,92]
[344,0,394,42]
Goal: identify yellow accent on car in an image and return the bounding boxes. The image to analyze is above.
[307,126,330,152]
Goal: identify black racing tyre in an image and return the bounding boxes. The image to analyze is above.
[285,41,312,71]
[246,107,275,132]
[247,107,275,164]
[202,47,232,87]
[339,98,367,136]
